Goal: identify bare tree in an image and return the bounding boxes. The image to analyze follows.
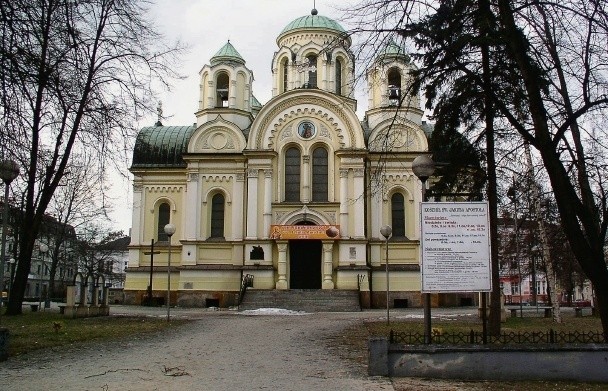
[0,0,184,315]
[345,0,608,333]
[45,155,109,304]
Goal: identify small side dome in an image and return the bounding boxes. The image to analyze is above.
[210,41,246,66]
[376,39,410,63]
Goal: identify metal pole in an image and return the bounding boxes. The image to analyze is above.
[0,183,9,316]
[385,236,389,325]
[166,237,171,322]
[421,179,432,344]
[149,239,154,305]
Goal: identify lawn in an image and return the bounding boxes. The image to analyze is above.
[331,311,607,391]
[0,310,187,357]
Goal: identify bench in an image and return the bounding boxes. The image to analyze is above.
[30,304,39,312]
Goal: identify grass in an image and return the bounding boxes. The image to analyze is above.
[330,312,608,391]
[0,310,187,357]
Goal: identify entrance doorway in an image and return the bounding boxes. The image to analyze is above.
[289,240,322,289]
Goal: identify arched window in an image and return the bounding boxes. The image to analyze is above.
[306,54,318,88]
[312,147,328,202]
[216,72,229,107]
[210,193,225,238]
[391,193,406,237]
[157,202,170,242]
[387,68,401,106]
[335,58,343,95]
[281,57,289,93]
[284,147,301,202]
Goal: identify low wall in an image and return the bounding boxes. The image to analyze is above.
[369,337,608,382]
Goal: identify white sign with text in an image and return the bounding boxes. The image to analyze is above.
[420,202,492,293]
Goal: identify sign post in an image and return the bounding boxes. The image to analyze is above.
[420,202,492,342]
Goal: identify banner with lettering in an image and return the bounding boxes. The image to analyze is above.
[269,225,340,240]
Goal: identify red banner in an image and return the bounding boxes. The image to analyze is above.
[269,225,340,240]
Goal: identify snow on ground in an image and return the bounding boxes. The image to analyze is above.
[238,308,310,316]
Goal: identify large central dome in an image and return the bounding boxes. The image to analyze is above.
[279,8,346,37]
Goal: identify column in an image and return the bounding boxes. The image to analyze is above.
[302,155,310,203]
[232,173,245,241]
[246,169,259,239]
[207,80,214,109]
[131,183,143,245]
[263,169,273,238]
[322,241,335,289]
[184,173,199,241]
[353,168,365,238]
[339,169,348,238]
[276,241,288,289]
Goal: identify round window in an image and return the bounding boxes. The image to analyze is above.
[297,121,316,139]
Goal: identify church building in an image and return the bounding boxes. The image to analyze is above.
[124,8,472,309]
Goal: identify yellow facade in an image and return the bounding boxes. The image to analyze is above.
[125,9,460,309]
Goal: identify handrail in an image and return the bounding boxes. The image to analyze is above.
[238,274,254,306]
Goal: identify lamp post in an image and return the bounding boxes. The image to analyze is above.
[164,223,176,322]
[380,225,392,325]
[0,160,19,312]
[412,155,435,344]
[38,243,48,311]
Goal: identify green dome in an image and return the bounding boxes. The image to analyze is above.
[210,41,245,65]
[279,9,346,37]
[132,125,196,168]
[377,39,410,63]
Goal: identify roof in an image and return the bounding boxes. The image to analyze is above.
[210,41,245,65]
[279,9,346,37]
[377,39,410,63]
[131,125,196,168]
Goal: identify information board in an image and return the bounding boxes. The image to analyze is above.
[420,202,492,292]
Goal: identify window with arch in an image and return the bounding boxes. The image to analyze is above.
[335,58,343,95]
[157,202,170,242]
[281,57,289,93]
[387,67,401,105]
[210,193,225,238]
[284,147,301,201]
[306,54,318,88]
[391,193,406,237]
[312,147,328,202]
[216,72,229,107]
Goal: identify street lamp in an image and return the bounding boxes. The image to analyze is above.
[164,223,176,322]
[38,243,48,311]
[412,155,435,344]
[380,225,392,325]
[0,159,19,312]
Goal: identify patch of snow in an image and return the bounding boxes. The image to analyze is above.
[239,308,309,316]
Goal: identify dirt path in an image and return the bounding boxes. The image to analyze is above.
[1,311,395,391]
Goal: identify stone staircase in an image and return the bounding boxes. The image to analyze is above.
[238,289,361,312]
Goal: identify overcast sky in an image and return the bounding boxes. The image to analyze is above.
[109,0,360,234]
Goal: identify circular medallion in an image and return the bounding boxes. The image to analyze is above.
[210,132,228,150]
[297,121,316,139]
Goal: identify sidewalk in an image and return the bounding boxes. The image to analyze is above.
[1,307,395,391]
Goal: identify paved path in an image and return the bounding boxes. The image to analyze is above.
[1,307,395,391]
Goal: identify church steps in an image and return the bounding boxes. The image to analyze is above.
[238,289,361,312]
